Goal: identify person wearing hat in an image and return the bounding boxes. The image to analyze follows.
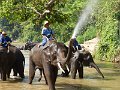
[39,21,55,47]
[0,31,12,48]
[72,37,81,51]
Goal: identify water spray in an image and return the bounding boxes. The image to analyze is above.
[72,0,99,39]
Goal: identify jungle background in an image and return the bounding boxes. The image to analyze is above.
[0,0,120,62]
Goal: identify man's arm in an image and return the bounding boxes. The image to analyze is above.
[50,29,56,40]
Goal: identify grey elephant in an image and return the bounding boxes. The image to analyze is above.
[70,49,104,79]
[18,41,38,50]
[29,39,73,90]
[0,45,25,81]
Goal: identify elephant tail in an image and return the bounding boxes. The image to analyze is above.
[90,62,104,78]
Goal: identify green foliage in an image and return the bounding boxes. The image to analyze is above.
[94,0,120,61]
[0,0,120,62]
[19,21,42,42]
[77,24,97,44]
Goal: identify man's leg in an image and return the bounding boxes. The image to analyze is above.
[38,37,47,47]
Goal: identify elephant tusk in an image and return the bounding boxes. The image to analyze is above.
[57,62,65,73]
[65,64,69,72]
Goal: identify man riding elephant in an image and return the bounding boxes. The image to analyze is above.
[38,21,55,47]
[72,37,81,51]
[0,31,12,48]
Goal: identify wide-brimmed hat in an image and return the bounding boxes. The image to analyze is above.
[2,31,7,35]
[44,21,49,26]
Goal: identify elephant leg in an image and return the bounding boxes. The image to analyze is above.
[90,62,104,78]
[17,63,25,78]
[7,68,12,78]
[43,63,56,90]
[0,68,1,78]
[38,68,42,82]
[1,69,7,81]
[2,73,6,81]
[52,66,58,86]
[71,62,77,79]
[1,73,2,80]
[13,68,17,76]
[29,59,35,84]
[78,64,83,79]
[43,70,48,85]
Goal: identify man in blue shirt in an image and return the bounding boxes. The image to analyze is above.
[73,37,81,50]
[40,21,55,46]
[0,31,12,48]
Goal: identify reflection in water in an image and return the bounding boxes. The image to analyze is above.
[0,50,120,90]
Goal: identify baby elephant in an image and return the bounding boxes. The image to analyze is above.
[70,49,104,79]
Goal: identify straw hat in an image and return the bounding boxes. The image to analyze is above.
[44,21,49,26]
[2,31,7,35]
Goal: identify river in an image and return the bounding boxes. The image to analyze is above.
[0,50,120,90]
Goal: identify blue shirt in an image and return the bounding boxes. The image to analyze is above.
[41,27,54,40]
[0,35,12,47]
[73,39,81,50]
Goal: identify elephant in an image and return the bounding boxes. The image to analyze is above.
[17,41,38,50]
[20,41,38,50]
[69,49,104,79]
[0,45,25,81]
[29,39,73,90]
[12,47,25,78]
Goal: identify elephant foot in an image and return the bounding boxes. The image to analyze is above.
[102,75,104,78]
[20,74,25,78]
[20,76,25,79]
[28,81,32,84]
[38,78,41,82]
[60,72,69,77]
[79,76,83,79]
[61,70,69,77]
[2,78,7,81]
[45,81,48,85]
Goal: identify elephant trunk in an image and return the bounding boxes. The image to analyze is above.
[61,39,74,65]
[90,62,104,78]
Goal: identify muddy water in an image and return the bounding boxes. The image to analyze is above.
[0,50,120,90]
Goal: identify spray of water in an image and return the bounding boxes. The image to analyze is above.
[72,0,99,38]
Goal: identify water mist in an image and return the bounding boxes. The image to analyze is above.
[72,0,99,39]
